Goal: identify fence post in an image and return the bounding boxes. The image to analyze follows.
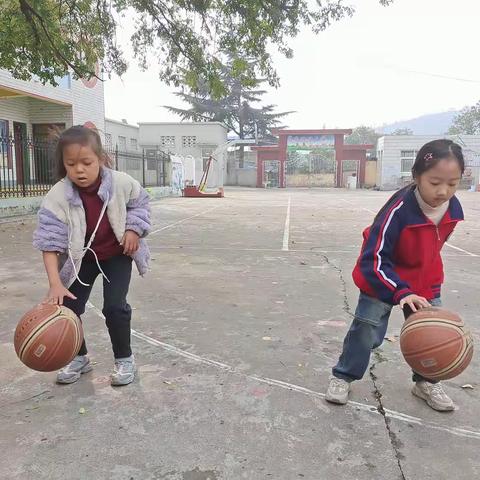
[142,149,146,187]
[115,145,119,171]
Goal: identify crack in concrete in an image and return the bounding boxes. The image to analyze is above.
[370,352,407,480]
[320,255,351,315]
[321,254,408,480]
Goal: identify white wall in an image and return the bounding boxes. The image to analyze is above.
[71,74,105,135]
[0,69,72,105]
[1,68,105,183]
[376,135,480,190]
[138,122,228,186]
[105,119,140,152]
[0,97,73,135]
[29,98,73,127]
[0,68,105,136]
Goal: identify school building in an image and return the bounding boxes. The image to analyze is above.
[105,120,228,188]
[0,66,105,196]
[105,118,140,153]
[376,135,480,190]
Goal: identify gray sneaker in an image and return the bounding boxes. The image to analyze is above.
[412,381,455,411]
[326,376,351,405]
[56,355,93,384]
[111,356,136,386]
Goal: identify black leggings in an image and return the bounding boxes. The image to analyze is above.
[63,255,133,359]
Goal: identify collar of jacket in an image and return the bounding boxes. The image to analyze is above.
[64,167,113,207]
[401,187,464,227]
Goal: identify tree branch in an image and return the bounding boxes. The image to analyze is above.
[18,0,94,79]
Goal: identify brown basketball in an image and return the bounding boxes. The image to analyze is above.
[14,304,84,372]
[400,307,474,380]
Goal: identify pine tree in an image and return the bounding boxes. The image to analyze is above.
[165,58,293,167]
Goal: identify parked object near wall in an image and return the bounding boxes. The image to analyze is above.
[183,156,224,198]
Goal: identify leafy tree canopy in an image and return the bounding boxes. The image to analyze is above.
[448,101,480,135]
[165,57,292,142]
[0,0,393,96]
[345,125,381,146]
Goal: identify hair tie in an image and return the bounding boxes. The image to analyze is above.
[424,153,433,162]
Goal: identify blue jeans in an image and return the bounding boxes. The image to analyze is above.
[332,292,441,383]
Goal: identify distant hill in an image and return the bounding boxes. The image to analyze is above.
[378,110,460,135]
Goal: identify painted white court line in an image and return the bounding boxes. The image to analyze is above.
[147,245,355,254]
[86,301,480,441]
[340,198,376,215]
[150,206,221,236]
[282,196,292,251]
[445,242,478,257]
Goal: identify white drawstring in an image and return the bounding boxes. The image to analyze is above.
[66,194,111,286]
[83,245,110,283]
[68,247,90,287]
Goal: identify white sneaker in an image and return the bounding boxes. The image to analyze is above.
[326,376,351,405]
[56,355,93,384]
[111,356,136,386]
[412,381,455,411]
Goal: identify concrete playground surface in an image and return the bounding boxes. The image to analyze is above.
[0,187,479,480]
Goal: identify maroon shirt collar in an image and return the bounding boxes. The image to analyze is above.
[77,175,102,194]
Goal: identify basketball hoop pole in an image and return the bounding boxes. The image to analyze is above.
[210,137,259,186]
[183,137,258,198]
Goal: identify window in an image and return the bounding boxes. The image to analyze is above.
[130,138,138,150]
[118,136,127,151]
[0,119,12,168]
[105,133,112,150]
[182,136,196,148]
[400,150,416,175]
[160,136,175,148]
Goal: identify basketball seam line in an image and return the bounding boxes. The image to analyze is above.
[18,313,61,359]
[427,338,473,378]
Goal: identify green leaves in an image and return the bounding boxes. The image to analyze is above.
[448,102,480,135]
[345,126,381,146]
[0,0,125,85]
[0,1,392,94]
[164,55,293,141]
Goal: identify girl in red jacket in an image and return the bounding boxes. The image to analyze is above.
[326,139,465,411]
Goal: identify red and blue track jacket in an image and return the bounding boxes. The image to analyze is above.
[352,188,464,305]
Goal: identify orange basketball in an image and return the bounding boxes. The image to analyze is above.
[400,307,474,381]
[14,304,84,372]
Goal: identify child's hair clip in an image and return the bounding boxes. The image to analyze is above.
[424,153,434,162]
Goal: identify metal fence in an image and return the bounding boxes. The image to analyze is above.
[0,136,170,198]
[0,136,56,198]
[109,147,170,188]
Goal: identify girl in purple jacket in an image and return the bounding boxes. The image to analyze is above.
[33,126,151,386]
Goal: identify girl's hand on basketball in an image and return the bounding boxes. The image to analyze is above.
[43,284,77,305]
[121,230,139,256]
[399,294,430,312]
